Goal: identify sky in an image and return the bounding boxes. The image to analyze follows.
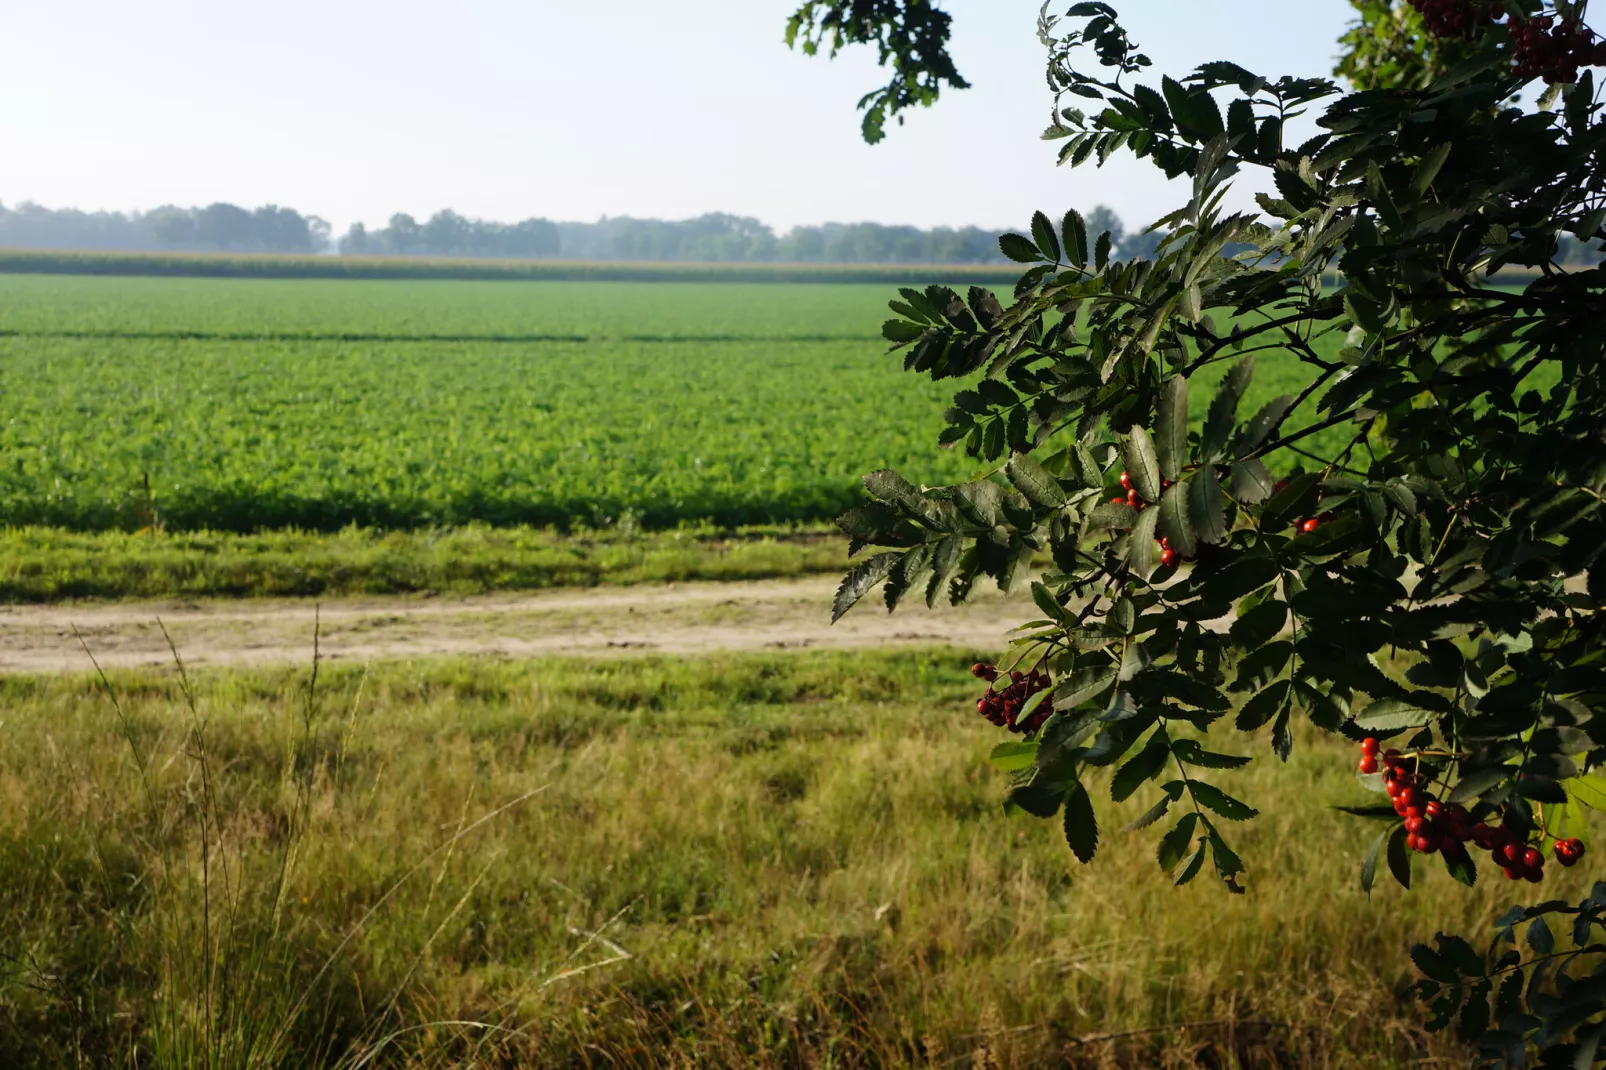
[0,0,1358,236]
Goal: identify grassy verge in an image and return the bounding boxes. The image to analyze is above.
[0,524,850,602]
[3,647,1584,1067]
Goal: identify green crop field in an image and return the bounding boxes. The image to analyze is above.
[0,273,1322,536]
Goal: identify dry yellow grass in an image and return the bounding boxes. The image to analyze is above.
[0,648,1592,1067]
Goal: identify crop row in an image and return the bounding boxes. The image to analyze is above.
[0,276,1321,534]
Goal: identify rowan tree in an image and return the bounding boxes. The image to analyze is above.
[794,0,1606,1062]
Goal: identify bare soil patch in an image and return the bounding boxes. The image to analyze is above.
[0,576,1028,674]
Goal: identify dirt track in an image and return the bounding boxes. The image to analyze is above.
[0,577,1030,674]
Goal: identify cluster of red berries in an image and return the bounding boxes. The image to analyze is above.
[1111,471,1180,566]
[1510,14,1606,84]
[973,663,1055,734]
[1406,0,1499,38]
[1362,738,1588,880]
[1404,0,1605,84]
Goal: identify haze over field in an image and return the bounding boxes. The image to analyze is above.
[3,1,1355,236]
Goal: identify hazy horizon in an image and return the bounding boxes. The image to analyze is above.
[2,1,1355,235]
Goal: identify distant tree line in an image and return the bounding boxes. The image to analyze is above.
[12,198,1585,267]
[344,206,1162,264]
[0,201,331,254]
[0,199,1160,265]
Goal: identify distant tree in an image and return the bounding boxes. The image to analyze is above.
[420,210,472,256]
[382,213,422,255]
[146,205,198,248]
[195,202,254,250]
[339,222,369,256]
[306,215,332,253]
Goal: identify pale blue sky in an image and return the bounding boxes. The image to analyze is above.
[0,1,1356,235]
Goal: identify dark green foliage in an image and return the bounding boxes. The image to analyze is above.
[808,2,1606,1061]
[786,0,970,143]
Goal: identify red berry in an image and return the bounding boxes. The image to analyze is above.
[1472,822,1493,847]
[1405,816,1424,834]
[1301,518,1320,534]
[1111,495,1125,505]
[1555,838,1585,867]
[1524,866,1544,883]
[1499,841,1524,866]
[1358,755,1378,775]
[1424,801,1442,819]
[1120,471,1132,490]
[1523,847,1543,870]
[1161,547,1178,568]
[1503,865,1520,881]
[1361,737,1379,756]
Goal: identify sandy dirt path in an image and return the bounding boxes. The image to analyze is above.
[0,577,1032,674]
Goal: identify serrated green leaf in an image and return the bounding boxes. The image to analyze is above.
[1129,502,1162,576]
[882,319,925,343]
[1007,452,1067,509]
[1230,600,1288,651]
[1061,209,1088,269]
[926,534,963,608]
[1157,375,1188,480]
[1568,774,1606,812]
[1235,394,1293,453]
[1387,823,1412,889]
[1189,464,1228,544]
[864,469,919,506]
[1361,827,1387,894]
[1353,698,1436,733]
[1031,210,1061,263]
[1175,841,1209,886]
[1054,665,1119,711]
[832,553,900,623]
[1006,781,1065,818]
[1230,459,1276,504]
[1158,811,1200,872]
[1158,480,1198,560]
[1112,730,1171,802]
[1063,780,1099,863]
[1189,781,1259,821]
[999,233,1042,264]
[1071,444,1104,489]
[1121,427,1162,503]
[1448,765,1510,806]
[1202,357,1253,462]
[1235,679,1290,731]
[1032,581,1068,623]
[988,741,1039,772]
[1124,792,1173,831]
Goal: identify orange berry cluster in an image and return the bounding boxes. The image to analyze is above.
[973,663,1055,734]
[1110,471,1179,566]
[1510,14,1606,84]
[1364,739,1588,880]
